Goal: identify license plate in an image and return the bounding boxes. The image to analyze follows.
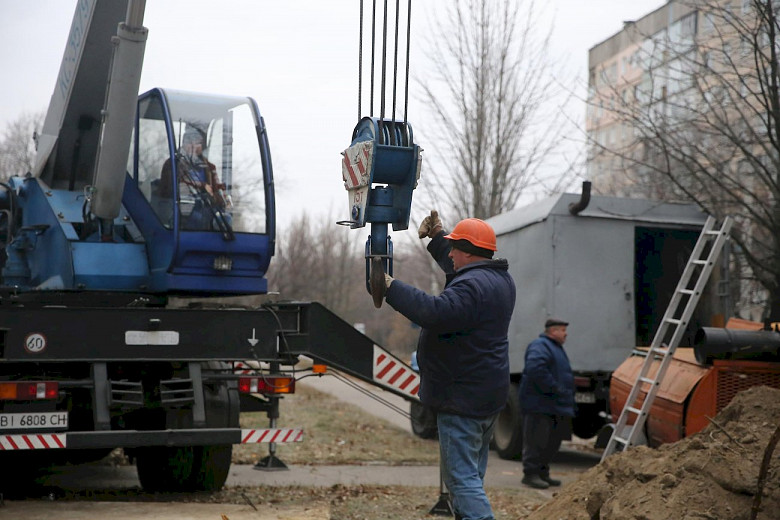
[575,392,596,404]
[0,412,68,430]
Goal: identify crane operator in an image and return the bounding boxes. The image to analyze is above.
[159,125,230,230]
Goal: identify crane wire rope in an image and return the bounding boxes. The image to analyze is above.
[358,0,364,122]
[328,369,412,420]
[403,0,411,127]
[358,0,413,143]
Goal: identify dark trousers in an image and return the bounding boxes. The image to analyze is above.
[521,413,569,477]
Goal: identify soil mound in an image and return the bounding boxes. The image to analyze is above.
[527,385,780,520]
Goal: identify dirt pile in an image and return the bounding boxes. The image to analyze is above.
[527,385,780,520]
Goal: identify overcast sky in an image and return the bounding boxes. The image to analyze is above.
[0,1,665,231]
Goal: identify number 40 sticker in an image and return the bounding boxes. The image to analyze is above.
[24,333,47,354]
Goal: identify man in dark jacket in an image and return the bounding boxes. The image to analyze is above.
[518,318,575,489]
[382,211,516,520]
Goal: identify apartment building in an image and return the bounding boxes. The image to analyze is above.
[586,1,700,193]
[586,0,777,320]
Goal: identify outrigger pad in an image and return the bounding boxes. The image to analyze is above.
[370,257,386,308]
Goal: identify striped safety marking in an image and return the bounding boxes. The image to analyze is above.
[233,361,257,375]
[240,428,304,444]
[0,433,66,450]
[373,345,420,399]
[341,141,372,189]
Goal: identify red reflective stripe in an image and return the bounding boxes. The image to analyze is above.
[388,367,406,385]
[411,384,420,396]
[377,360,396,379]
[282,430,293,442]
[376,353,386,365]
[242,430,255,443]
[37,435,50,449]
[356,156,366,175]
[343,155,359,187]
[270,430,281,443]
[399,374,416,390]
[23,436,34,449]
[294,430,303,442]
[257,430,270,443]
[53,435,65,448]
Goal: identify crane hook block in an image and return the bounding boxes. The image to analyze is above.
[340,117,422,231]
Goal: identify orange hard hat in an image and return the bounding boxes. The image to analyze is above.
[444,218,497,251]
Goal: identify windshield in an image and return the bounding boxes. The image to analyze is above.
[135,90,267,234]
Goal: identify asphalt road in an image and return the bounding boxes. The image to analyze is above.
[0,373,602,519]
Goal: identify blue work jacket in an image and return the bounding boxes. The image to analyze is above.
[518,334,575,417]
[385,233,516,418]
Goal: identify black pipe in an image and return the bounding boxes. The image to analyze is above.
[569,181,592,215]
[693,327,780,365]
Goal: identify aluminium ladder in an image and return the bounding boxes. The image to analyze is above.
[601,215,733,461]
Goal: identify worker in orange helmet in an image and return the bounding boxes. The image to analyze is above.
[383,211,516,520]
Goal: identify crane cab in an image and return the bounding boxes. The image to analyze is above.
[124,88,276,295]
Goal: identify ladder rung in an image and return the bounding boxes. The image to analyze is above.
[613,436,628,445]
[703,230,722,236]
[626,406,643,415]
[678,289,695,295]
[638,376,656,385]
[692,260,709,265]
[651,346,669,355]
[665,318,683,325]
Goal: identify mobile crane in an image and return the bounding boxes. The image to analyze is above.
[0,0,421,492]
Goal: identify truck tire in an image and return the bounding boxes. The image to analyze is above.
[493,382,523,460]
[572,403,605,440]
[410,400,438,439]
[136,445,197,492]
[136,444,233,492]
[135,362,237,492]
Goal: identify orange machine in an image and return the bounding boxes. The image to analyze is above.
[609,319,780,447]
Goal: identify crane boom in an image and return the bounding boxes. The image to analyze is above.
[34,0,147,228]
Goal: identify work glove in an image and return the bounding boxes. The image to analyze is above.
[385,273,394,289]
[417,210,442,239]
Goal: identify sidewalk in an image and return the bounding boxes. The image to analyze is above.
[35,445,596,493]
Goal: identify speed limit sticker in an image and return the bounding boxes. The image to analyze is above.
[24,333,47,354]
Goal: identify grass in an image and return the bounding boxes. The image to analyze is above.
[234,381,440,465]
[229,382,549,518]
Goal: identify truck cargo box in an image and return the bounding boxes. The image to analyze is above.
[487,193,711,374]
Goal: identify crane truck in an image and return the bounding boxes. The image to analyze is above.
[0,0,422,492]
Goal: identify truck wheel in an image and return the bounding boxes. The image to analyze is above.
[572,403,605,440]
[136,444,232,492]
[136,446,196,492]
[410,400,438,439]
[136,362,237,492]
[188,444,233,491]
[493,382,523,460]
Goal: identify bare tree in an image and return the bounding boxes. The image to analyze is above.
[268,212,440,355]
[268,213,362,318]
[589,0,780,320]
[417,0,575,221]
[0,111,44,180]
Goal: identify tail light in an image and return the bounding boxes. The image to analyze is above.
[0,382,59,400]
[238,376,295,395]
[574,376,591,388]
